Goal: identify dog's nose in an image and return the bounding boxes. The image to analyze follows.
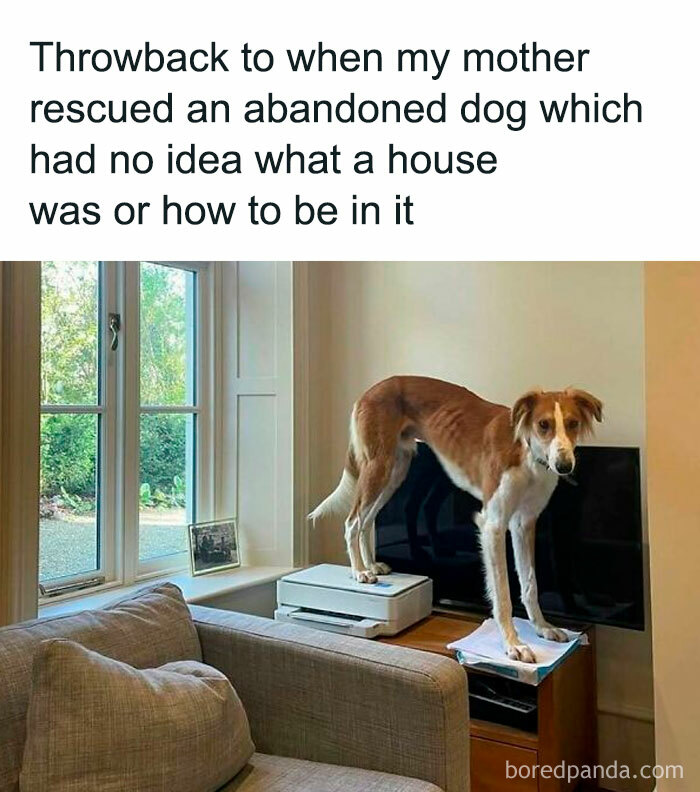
[555,459,574,475]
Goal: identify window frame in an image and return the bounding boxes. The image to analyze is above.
[39,262,114,589]
[39,261,217,599]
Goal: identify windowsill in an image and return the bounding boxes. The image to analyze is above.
[38,565,294,619]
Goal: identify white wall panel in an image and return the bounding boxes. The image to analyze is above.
[237,261,277,379]
[237,395,277,560]
[220,262,293,567]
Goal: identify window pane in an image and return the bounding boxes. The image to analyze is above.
[41,262,99,405]
[139,413,194,561]
[140,263,195,406]
[39,413,99,582]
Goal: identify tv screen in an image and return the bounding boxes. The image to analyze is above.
[375,444,645,630]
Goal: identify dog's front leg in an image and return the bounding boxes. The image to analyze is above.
[481,519,536,663]
[511,519,569,643]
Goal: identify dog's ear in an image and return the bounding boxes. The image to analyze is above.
[511,389,542,438]
[566,388,603,431]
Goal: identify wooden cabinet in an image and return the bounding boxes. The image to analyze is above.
[379,613,597,792]
[471,737,538,792]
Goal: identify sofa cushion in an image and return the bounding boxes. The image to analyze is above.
[0,582,201,792]
[20,640,254,792]
[219,754,442,792]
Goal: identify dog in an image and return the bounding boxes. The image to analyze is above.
[309,376,603,662]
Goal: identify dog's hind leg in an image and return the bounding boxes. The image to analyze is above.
[346,400,412,582]
[511,517,568,642]
[359,446,414,575]
[344,511,369,582]
[345,461,391,583]
[356,508,385,580]
[347,451,401,583]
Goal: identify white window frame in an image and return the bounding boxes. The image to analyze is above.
[39,262,115,590]
[39,261,217,599]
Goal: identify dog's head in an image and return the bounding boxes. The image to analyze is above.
[511,387,603,476]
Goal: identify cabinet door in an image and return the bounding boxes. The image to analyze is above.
[471,737,539,792]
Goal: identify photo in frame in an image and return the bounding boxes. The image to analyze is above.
[188,519,240,576]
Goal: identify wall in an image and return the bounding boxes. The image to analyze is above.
[0,263,41,626]
[645,262,700,792]
[201,581,277,617]
[306,261,653,790]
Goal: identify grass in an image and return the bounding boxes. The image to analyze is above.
[39,507,188,583]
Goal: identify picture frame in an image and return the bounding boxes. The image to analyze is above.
[188,518,240,576]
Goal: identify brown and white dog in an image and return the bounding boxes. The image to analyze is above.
[309,376,603,662]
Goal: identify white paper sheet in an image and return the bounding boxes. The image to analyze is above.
[447,617,586,685]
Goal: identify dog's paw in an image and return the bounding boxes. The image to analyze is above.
[506,643,537,663]
[354,570,378,584]
[535,624,569,643]
[370,562,391,576]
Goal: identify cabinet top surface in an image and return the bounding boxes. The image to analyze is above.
[378,613,481,657]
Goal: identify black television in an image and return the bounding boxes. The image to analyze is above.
[375,444,645,630]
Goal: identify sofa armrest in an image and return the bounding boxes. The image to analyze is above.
[190,606,469,792]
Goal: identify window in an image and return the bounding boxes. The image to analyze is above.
[138,263,197,573]
[40,263,103,584]
[40,262,213,594]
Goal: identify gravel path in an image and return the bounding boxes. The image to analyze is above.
[40,510,188,582]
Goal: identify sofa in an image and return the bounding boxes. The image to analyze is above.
[0,583,469,792]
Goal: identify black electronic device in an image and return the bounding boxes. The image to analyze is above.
[376,444,645,631]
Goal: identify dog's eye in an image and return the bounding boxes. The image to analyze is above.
[538,420,550,431]
[567,419,579,430]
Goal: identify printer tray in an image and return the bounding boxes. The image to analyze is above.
[275,606,398,638]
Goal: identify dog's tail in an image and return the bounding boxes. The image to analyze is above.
[307,468,357,525]
[308,407,361,526]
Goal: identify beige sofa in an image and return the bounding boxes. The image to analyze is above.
[0,583,469,792]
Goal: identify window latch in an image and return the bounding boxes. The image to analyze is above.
[108,313,121,351]
[40,576,106,599]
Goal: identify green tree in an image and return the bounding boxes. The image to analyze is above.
[41,263,192,507]
[139,414,187,496]
[140,263,191,405]
[40,414,97,497]
[41,262,98,405]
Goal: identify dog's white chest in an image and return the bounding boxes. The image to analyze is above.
[518,469,558,517]
[484,462,557,523]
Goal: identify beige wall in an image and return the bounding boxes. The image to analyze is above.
[306,261,653,789]
[645,262,700,791]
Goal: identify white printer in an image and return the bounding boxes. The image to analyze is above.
[275,564,432,638]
